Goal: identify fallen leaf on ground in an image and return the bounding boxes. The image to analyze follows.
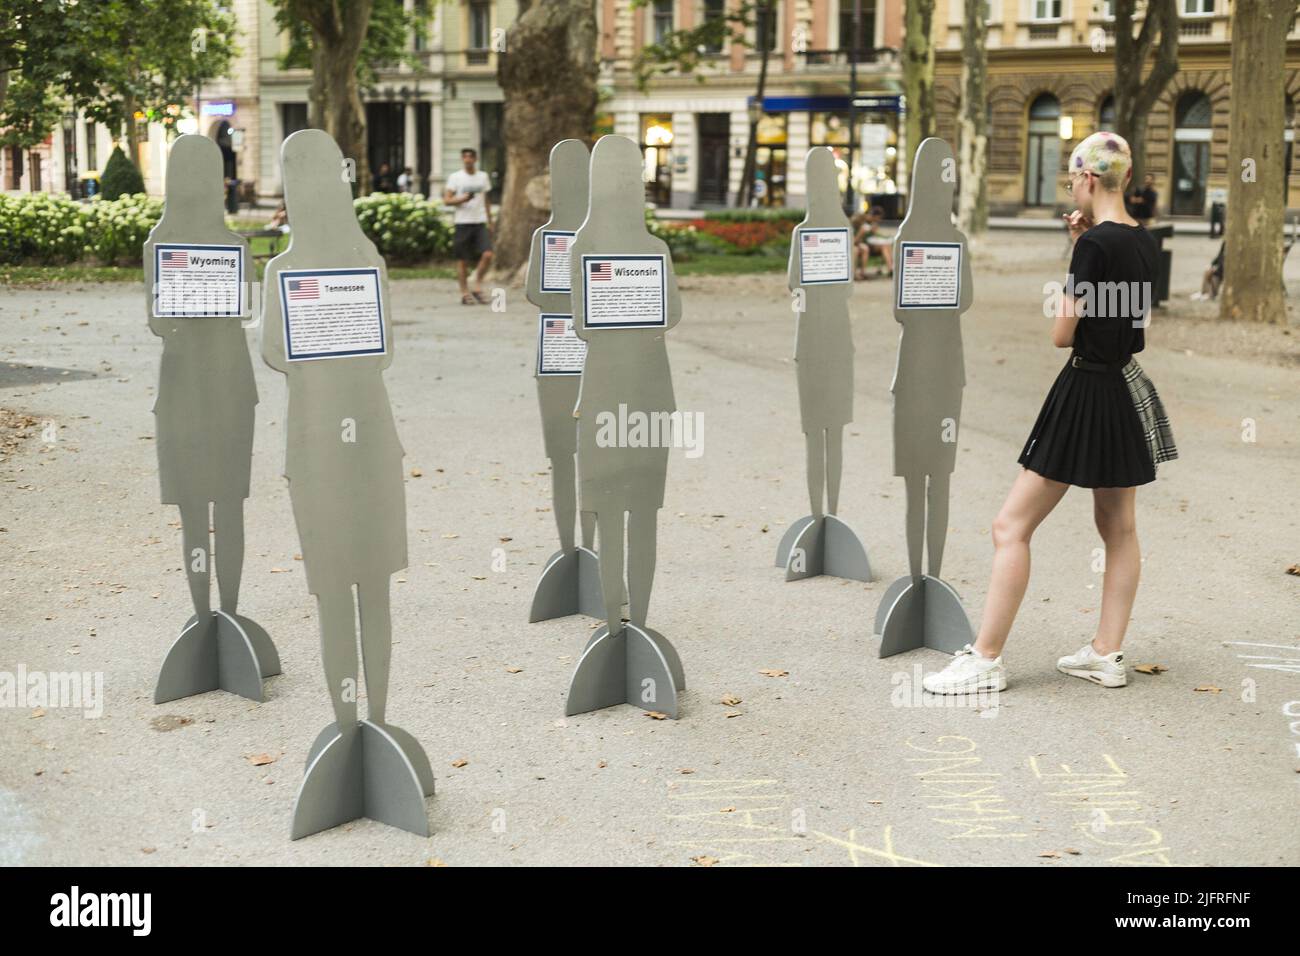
[644,711,668,720]
[1038,851,1061,859]
[505,666,523,674]
[1134,663,1167,675]
[1194,685,1222,693]
[720,694,742,706]
[30,708,45,718]
[678,768,694,775]
[410,468,423,477]
[1286,564,1300,576]
[451,758,469,768]
[247,753,275,767]
[759,669,788,678]
[690,856,718,867]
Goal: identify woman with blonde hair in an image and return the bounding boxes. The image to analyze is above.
[924,131,1178,695]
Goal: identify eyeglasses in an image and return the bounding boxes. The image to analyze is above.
[1066,172,1093,195]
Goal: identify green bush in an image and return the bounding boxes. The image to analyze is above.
[701,207,804,224]
[353,192,453,263]
[82,194,163,265]
[0,193,88,264]
[99,146,146,200]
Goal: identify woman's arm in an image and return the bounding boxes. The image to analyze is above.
[1052,291,1081,348]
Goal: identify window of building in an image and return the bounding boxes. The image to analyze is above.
[642,114,674,206]
[413,0,429,51]
[478,101,505,202]
[754,112,787,206]
[838,1,877,53]
[811,112,851,146]
[653,0,673,43]
[1171,90,1212,215]
[1032,0,1062,19]
[755,2,778,53]
[6,147,23,190]
[1182,0,1214,13]
[468,0,491,64]
[85,120,98,171]
[1098,94,1115,132]
[1025,92,1061,207]
[702,0,726,53]
[281,102,310,138]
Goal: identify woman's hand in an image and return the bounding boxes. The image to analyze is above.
[1062,209,1093,242]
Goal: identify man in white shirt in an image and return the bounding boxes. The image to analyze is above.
[444,147,494,304]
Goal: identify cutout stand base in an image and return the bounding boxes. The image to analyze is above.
[566,623,684,718]
[291,719,435,840]
[875,574,974,658]
[528,546,603,622]
[774,514,873,582]
[154,610,280,704]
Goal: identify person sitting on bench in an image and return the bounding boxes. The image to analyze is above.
[1190,241,1224,301]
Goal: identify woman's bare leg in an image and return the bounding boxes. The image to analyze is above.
[1091,487,1140,655]
[972,469,1070,658]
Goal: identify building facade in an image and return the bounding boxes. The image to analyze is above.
[933,1,1300,217]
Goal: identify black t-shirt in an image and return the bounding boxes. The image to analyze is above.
[1066,221,1156,364]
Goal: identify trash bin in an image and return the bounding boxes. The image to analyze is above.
[1147,223,1174,307]
[1209,201,1226,238]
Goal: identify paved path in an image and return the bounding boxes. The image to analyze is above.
[1,235,1296,865]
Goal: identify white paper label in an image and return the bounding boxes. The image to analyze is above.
[537,313,586,375]
[798,227,852,285]
[540,230,576,293]
[580,254,667,328]
[152,243,246,317]
[896,241,962,310]
[280,268,386,361]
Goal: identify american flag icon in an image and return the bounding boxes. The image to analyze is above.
[544,317,567,335]
[547,235,568,251]
[589,261,612,281]
[288,278,320,300]
[804,233,820,247]
[905,247,926,266]
[160,250,189,269]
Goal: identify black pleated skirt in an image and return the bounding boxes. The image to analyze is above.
[1018,358,1158,488]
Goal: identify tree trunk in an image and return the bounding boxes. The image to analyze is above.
[739,3,773,207]
[124,91,141,170]
[956,0,987,235]
[494,0,599,275]
[1112,0,1178,184]
[295,0,374,197]
[903,0,936,190]
[1220,0,1295,324]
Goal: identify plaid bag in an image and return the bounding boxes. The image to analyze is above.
[1123,359,1178,469]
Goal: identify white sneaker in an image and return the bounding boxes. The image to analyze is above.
[1057,643,1127,688]
[922,644,1007,695]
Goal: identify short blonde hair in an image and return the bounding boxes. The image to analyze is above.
[1068,131,1132,192]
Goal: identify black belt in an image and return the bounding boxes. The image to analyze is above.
[1070,354,1129,373]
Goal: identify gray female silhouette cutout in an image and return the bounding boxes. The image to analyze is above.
[875,137,976,658]
[525,139,603,622]
[564,135,685,719]
[147,134,279,704]
[261,129,433,839]
[774,147,873,583]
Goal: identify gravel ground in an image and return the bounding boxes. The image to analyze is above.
[1,231,1297,866]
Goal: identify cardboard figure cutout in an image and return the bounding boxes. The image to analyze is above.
[148,134,280,704]
[773,147,873,583]
[525,139,603,622]
[563,135,686,719]
[261,129,433,839]
[874,138,976,658]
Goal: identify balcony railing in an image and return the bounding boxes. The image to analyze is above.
[798,47,900,69]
